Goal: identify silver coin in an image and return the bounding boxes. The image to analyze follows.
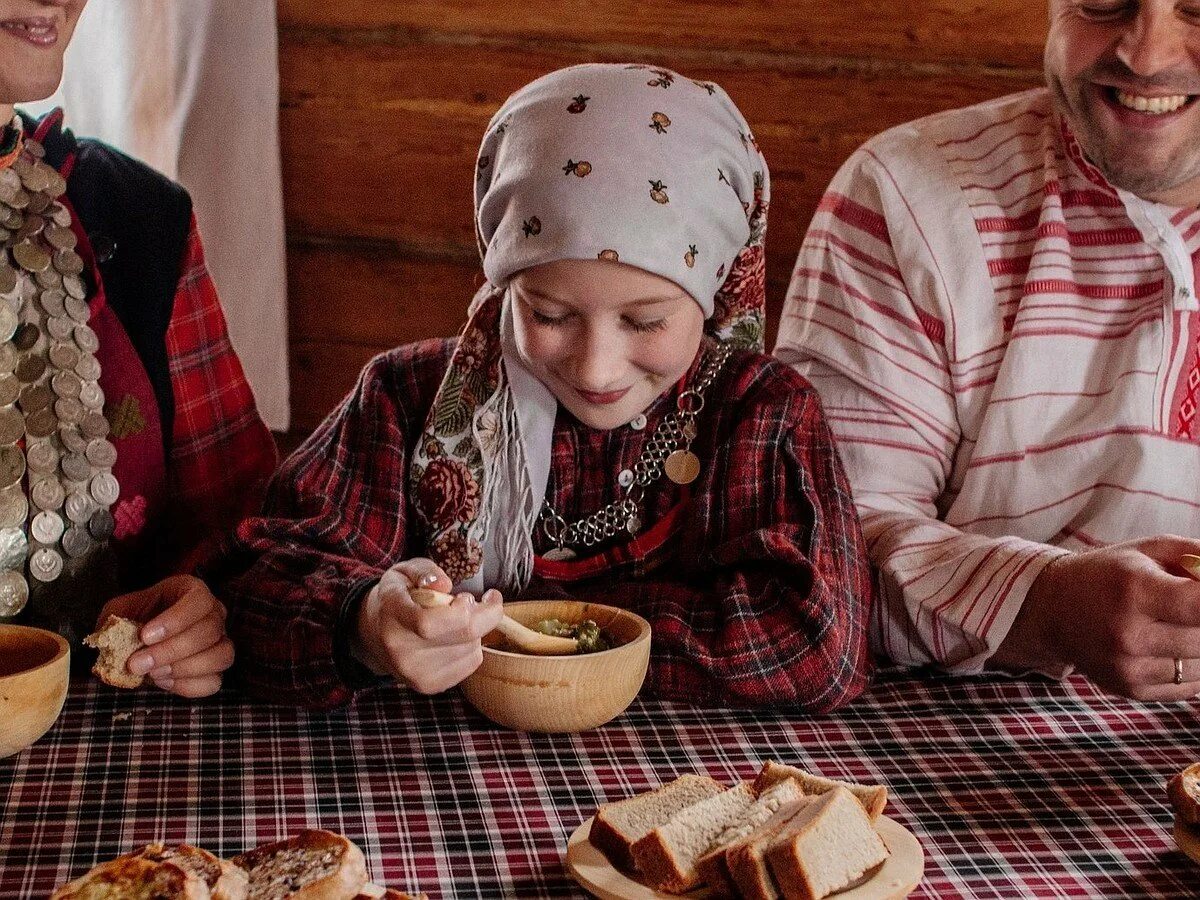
[0,570,27,615]
[85,438,117,469]
[12,321,38,352]
[64,490,94,524]
[12,240,49,273]
[61,452,91,484]
[80,410,109,439]
[25,191,49,215]
[0,343,16,376]
[0,407,23,444]
[64,295,89,324]
[52,249,83,276]
[48,342,78,370]
[31,477,64,511]
[75,353,100,381]
[18,161,50,194]
[79,381,103,410]
[26,439,58,475]
[0,374,19,408]
[15,354,45,384]
[73,324,98,354]
[19,383,52,413]
[33,266,60,289]
[0,485,27,528]
[88,507,114,541]
[0,168,19,203]
[90,471,119,506]
[62,274,86,300]
[30,510,63,545]
[29,547,63,582]
[44,224,76,251]
[51,370,80,399]
[61,525,91,559]
[23,139,44,159]
[0,526,26,570]
[46,171,67,200]
[16,214,43,241]
[6,187,28,211]
[46,316,73,342]
[39,288,65,318]
[54,398,83,427]
[46,202,70,228]
[0,305,17,346]
[24,406,54,438]
[0,446,24,489]
[59,424,87,454]
[0,225,11,242]
[0,263,15,295]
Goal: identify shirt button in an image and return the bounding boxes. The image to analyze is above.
[629,414,647,431]
[1181,287,1193,300]
[618,468,635,488]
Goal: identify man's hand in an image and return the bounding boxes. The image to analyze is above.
[354,558,504,694]
[999,535,1200,700]
[97,575,233,698]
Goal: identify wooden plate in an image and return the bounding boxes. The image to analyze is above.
[565,814,924,900]
[1176,819,1200,864]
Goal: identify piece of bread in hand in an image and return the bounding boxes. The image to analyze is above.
[232,829,368,899]
[694,779,806,895]
[50,854,212,899]
[765,787,889,900]
[632,782,758,893]
[1169,762,1200,826]
[590,773,726,872]
[753,761,887,822]
[83,614,145,689]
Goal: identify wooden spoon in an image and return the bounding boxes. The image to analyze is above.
[1181,554,1200,581]
[409,587,579,655]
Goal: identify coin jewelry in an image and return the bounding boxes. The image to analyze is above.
[538,340,733,561]
[0,120,119,617]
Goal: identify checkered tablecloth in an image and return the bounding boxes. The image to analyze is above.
[1,670,1197,898]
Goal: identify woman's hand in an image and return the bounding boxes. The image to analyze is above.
[354,558,504,694]
[97,575,234,697]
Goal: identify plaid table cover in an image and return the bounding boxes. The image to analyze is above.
[1,671,1197,899]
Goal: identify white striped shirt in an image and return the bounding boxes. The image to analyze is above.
[776,88,1200,674]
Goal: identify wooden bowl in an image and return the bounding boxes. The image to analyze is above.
[461,600,651,733]
[0,624,70,758]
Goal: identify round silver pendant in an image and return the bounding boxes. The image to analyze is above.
[542,546,577,562]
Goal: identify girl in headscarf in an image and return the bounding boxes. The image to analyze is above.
[212,64,873,710]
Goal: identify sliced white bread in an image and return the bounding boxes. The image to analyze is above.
[765,787,889,900]
[50,854,211,899]
[694,779,805,894]
[754,761,887,822]
[232,829,368,900]
[632,781,758,893]
[1169,762,1200,826]
[725,800,816,900]
[590,773,726,871]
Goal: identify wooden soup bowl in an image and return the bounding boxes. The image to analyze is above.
[0,624,70,758]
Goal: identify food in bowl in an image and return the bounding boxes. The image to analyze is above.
[528,617,613,653]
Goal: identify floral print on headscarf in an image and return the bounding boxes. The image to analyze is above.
[411,64,770,589]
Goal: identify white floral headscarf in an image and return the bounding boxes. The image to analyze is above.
[410,63,770,592]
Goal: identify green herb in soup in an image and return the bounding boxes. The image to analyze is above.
[533,618,611,653]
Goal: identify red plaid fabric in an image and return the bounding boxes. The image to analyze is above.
[212,338,873,710]
[163,218,277,571]
[1,672,1196,899]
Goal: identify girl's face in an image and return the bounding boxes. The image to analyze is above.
[0,1,84,109]
[511,258,705,431]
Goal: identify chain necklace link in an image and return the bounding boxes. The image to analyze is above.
[539,340,732,556]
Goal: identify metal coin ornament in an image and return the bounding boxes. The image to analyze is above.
[0,122,119,618]
[663,450,700,485]
[542,547,578,562]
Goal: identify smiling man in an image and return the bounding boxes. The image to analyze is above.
[777,0,1200,701]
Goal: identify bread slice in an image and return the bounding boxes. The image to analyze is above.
[765,787,889,900]
[695,779,805,894]
[50,854,211,899]
[590,773,726,871]
[83,614,145,689]
[1169,762,1200,826]
[723,799,820,900]
[754,761,887,822]
[632,781,758,893]
[232,829,368,899]
[353,889,426,900]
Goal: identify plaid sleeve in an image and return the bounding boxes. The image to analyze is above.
[207,342,453,708]
[579,369,874,712]
[164,216,277,573]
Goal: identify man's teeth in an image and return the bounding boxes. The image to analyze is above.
[1115,90,1191,114]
